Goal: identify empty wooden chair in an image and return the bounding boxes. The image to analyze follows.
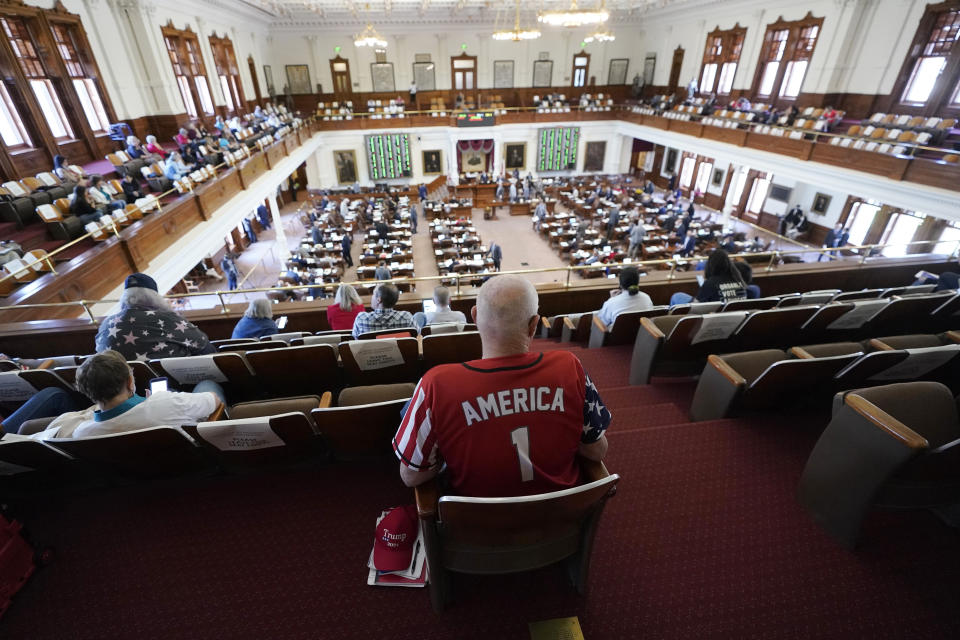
[690,349,862,421]
[588,308,667,348]
[311,397,409,459]
[832,345,960,389]
[152,353,255,402]
[183,412,323,469]
[339,338,420,386]
[720,297,781,312]
[421,332,482,371]
[865,292,955,335]
[832,289,884,302]
[798,382,960,548]
[357,327,418,340]
[46,426,208,477]
[0,438,73,477]
[245,344,341,397]
[415,458,618,612]
[628,312,749,384]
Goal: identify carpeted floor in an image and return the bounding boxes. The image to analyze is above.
[3,340,960,639]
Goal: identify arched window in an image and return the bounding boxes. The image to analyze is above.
[891,4,960,114]
[699,24,745,96]
[751,13,823,105]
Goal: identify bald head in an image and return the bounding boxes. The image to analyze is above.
[473,275,539,357]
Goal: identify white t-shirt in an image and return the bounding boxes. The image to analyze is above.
[426,308,467,325]
[597,290,654,327]
[25,391,218,440]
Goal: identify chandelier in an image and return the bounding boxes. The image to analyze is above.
[539,0,609,28]
[492,0,541,41]
[584,28,615,43]
[354,23,387,48]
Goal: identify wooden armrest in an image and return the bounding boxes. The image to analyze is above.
[789,346,814,359]
[845,394,929,449]
[707,354,746,386]
[592,315,608,333]
[414,478,440,519]
[318,391,332,408]
[869,338,894,351]
[540,317,551,330]
[944,330,960,344]
[206,401,226,422]
[563,316,577,331]
[639,316,664,339]
[37,359,55,370]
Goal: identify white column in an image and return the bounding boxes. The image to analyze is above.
[268,193,289,260]
[304,149,322,191]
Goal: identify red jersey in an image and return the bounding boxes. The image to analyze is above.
[393,350,610,497]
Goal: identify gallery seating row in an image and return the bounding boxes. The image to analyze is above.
[0,380,419,482]
[629,292,959,385]
[543,285,946,349]
[0,333,480,408]
[688,332,960,421]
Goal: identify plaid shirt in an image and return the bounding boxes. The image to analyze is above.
[351,308,416,338]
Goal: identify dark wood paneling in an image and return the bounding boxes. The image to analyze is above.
[283,135,299,155]
[0,239,132,323]
[238,153,269,188]
[701,126,748,146]
[744,133,814,160]
[903,157,960,191]
[196,169,241,219]
[264,143,287,168]
[120,196,205,267]
[667,119,704,137]
[56,139,93,166]
[805,221,831,246]
[809,145,910,181]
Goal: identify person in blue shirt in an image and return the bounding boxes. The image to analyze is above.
[164,152,189,181]
[231,298,279,339]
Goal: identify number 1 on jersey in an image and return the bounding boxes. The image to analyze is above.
[510,426,534,482]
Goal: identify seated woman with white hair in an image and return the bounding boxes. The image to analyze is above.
[325,283,365,331]
[126,135,162,164]
[143,135,167,159]
[232,298,279,339]
[95,273,215,360]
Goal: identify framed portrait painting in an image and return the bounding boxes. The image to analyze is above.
[285,64,311,94]
[334,150,358,184]
[422,150,442,175]
[811,192,832,214]
[504,143,525,170]
[584,141,606,172]
[532,60,553,88]
[263,65,275,96]
[608,58,629,85]
[711,167,725,187]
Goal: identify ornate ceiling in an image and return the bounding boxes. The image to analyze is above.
[237,0,698,29]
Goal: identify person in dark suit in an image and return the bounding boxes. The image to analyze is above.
[340,229,353,267]
[257,203,271,229]
[820,223,846,261]
[662,212,677,233]
[678,229,697,257]
[606,206,620,241]
[487,242,502,271]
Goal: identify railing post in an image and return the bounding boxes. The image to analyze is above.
[565,266,572,288]
[79,300,97,323]
[859,246,870,265]
[766,252,778,272]
[456,273,461,297]
[216,291,228,313]
[667,262,676,280]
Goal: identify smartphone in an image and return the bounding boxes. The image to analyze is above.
[149,377,168,394]
[277,315,289,329]
[422,299,436,314]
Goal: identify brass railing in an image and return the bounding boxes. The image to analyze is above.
[2,238,955,323]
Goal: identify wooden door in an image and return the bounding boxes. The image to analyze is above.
[572,52,590,88]
[330,55,351,97]
[451,53,477,93]
[668,46,684,94]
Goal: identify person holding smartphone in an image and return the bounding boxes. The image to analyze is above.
[3,350,223,440]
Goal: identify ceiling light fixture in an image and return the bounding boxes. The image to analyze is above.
[584,28,615,43]
[539,0,609,28]
[354,23,388,47]
[492,0,541,41]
